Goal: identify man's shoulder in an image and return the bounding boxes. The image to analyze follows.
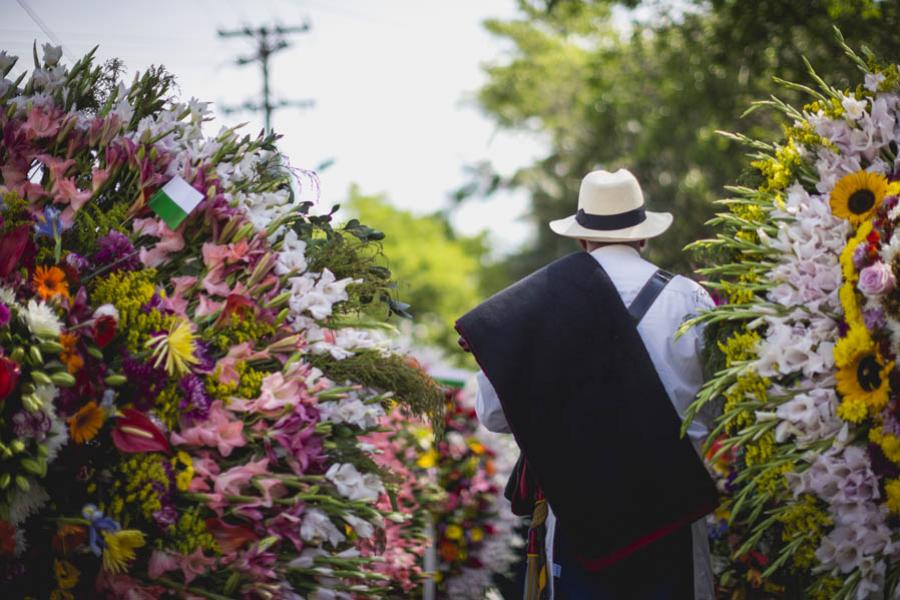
[663,273,716,312]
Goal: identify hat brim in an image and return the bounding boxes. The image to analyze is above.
[548,211,673,242]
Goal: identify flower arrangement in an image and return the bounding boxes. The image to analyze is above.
[0,44,444,599]
[686,33,900,598]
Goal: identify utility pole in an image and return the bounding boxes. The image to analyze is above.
[218,23,315,131]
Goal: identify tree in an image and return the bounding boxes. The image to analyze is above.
[345,186,489,361]
[468,0,900,281]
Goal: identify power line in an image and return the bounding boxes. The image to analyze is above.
[217,23,315,132]
[14,0,73,59]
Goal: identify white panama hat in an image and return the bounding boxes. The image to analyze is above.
[549,169,673,242]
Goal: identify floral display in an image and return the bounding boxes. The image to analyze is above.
[0,44,447,599]
[685,35,900,599]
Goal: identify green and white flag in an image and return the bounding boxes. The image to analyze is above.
[148,175,204,230]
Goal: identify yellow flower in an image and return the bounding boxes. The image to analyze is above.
[146,319,199,376]
[67,401,105,444]
[834,324,874,368]
[467,440,485,455]
[837,396,869,423]
[445,524,463,541]
[49,590,74,600]
[838,220,873,284]
[101,529,146,574]
[870,427,900,464]
[173,451,195,492]
[469,527,484,542]
[886,478,900,514]
[53,559,79,589]
[416,448,438,469]
[833,323,892,418]
[830,170,899,225]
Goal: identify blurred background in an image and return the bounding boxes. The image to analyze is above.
[3,0,900,363]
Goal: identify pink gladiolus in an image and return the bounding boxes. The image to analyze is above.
[134,217,185,267]
[21,106,60,139]
[214,457,269,497]
[111,409,172,454]
[205,518,258,554]
[176,548,216,585]
[171,400,246,457]
[148,549,179,578]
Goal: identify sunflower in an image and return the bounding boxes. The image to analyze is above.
[834,326,893,418]
[830,170,900,225]
[33,266,70,301]
[67,401,105,444]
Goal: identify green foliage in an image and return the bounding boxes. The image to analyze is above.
[310,350,445,435]
[470,0,900,281]
[345,187,490,360]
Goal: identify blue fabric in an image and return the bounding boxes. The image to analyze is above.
[553,523,693,600]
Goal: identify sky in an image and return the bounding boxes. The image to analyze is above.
[0,0,548,255]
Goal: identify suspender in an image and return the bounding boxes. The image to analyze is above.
[627,269,674,324]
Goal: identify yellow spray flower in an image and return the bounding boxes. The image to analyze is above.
[416,448,438,469]
[869,427,900,464]
[101,529,146,574]
[173,451,195,492]
[886,478,900,515]
[146,319,199,376]
[53,559,79,589]
[445,524,463,541]
[830,170,899,225]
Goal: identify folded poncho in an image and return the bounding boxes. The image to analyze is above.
[456,251,717,570]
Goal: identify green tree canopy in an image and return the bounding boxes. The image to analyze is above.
[346,186,489,360]
[469,0,900,281]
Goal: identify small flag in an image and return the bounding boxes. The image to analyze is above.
[147,176,204,230]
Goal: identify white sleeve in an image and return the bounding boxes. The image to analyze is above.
[475,371,512,434]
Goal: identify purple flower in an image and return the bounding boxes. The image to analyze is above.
[92,230,139,271]
[858,261,896,296]
[0,303,9,327]
[266,404,324,476]
[12,408,50,441]
[179,374,212,422]
[33,206,63,239]
[852,243,870,270]
[64,252,90,272]
[122,355,167,411]
[863,308,887,331]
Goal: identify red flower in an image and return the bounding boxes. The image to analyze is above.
[214,293,256,328]
[0,356,20,401]
[93,315,117,348]
[0,521,15,557]
[111,409,171,454]
[0,225,30,277]
[205,518,258,554]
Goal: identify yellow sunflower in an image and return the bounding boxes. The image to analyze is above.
[830,170,899,225]
[834,325,893,419]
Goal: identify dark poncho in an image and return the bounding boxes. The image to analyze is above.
[455,252,717,570]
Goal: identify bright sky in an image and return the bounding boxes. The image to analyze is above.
[0,0,546,255]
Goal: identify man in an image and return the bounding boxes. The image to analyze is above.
[456,169,718,599]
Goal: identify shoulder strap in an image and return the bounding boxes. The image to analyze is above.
[628,269,674,324]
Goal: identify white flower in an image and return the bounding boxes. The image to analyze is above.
[7,480,50,526]
[41,44,62,67]
[287,269,356,321]
[0,286,15,305]
[865,72,886,92]
[300,509,346,548]
[275,229,308,275]
[841,94,868,121]
[22,299,62,339]
[0,51,17,75]
[342,513,375,539]
[325,463,385,503]
[318,396,385,429]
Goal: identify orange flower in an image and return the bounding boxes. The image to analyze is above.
[34,266,70,301]
[68,401,104,444]
[52,524,87,555]
[59,333,83,374]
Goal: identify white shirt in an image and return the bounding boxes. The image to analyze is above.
[475,244,716,599]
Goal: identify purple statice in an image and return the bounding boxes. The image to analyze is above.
[179,374,212,422]
[11,409,51,441]
[92,230,140,271]
[122,355,167,411]
[0,303,9,327]
[852,241,870,270]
